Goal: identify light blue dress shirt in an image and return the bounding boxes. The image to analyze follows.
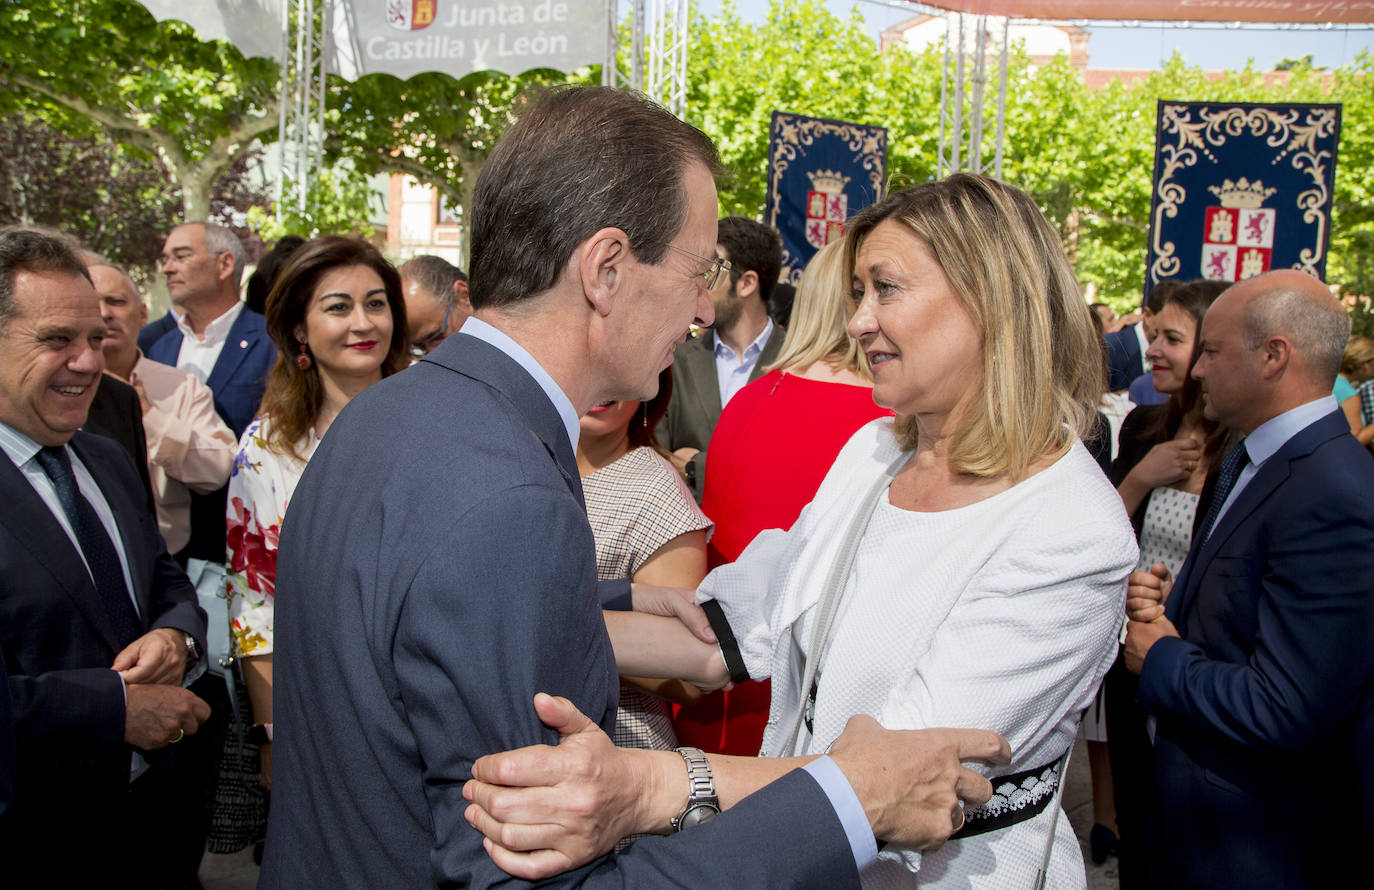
[459,316,581,453]
[1209,396,1339,534]
[714,318,775,410]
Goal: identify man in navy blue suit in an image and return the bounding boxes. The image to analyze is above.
[0,228,210,884]
[144,221,274,564]
[1125,269,1374,888]
[262,87,1006,889]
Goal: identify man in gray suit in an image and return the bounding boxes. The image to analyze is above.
[262,87,1003,889]
[658,216,786,499]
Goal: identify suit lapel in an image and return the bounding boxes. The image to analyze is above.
[684,335,722,423]
[206,308,263,393]
[146,328,184,366]
[750,324,787,385]
[0,447,126,653]
[1169,410,1348,629]
[424,334,584,507]
[70,434,153,621]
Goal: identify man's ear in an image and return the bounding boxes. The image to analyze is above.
[578,227,632,317]
[453,280,473,317]
[1260,335,1292,380]
[214,250,235,282]
[734,268,760,300]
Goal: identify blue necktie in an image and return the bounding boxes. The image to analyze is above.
[1197,439,1248,543]
[35,446,142,647]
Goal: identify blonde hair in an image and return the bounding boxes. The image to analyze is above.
[765,240,870,379]
[1340,335,1374,383]
[844,174,1104,479]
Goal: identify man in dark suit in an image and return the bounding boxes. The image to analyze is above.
[1125,269,1374,888]
[137,308,177,353]
[1104,279,1175,392]
[145,221,274,563]
[261,87,1005,889]
[658,216,785,500]
[0,228,210,884]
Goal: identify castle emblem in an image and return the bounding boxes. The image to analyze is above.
[1201,178,1277,282]
[387,0,437,31]
[805,170,850,248]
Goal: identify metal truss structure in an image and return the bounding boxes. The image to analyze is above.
[937,12,1010,179]
[276,0,327,219]
[602,0,690,119]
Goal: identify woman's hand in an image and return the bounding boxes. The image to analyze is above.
[1131,438,1202,489]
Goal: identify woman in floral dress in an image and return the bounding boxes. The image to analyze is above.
[226,236,410,787]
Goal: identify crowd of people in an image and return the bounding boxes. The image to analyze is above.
[0,84,1369,890]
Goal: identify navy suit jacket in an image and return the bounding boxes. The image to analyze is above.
[261,332,858,889]
[144,305,275,440]
[0,431,205,865]
[146,305,275,562]
[1138,409,1374,888]
[137,310,178,355]
[1103,324,1144,392]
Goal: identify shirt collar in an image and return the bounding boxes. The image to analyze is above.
[1243,395,1339,467]
[0,421,48,468]
[713,318,775,363]
[457,316,581,452]
[177,300,244,344]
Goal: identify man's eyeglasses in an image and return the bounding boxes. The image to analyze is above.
[665,243,732,290]
[409,301,453,359]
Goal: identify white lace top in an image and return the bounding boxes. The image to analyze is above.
[699,420,1138,889]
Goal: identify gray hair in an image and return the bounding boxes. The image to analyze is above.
[186,221,248,286]
[1241,282,1350,384]
[398,255,467,308]
[0,227,93,334]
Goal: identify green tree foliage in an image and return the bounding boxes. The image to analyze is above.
[0,0,281,221]
[682,2,1371,307]
[686,1,941,216]
[326,67,590,259]
[0,110,272,277]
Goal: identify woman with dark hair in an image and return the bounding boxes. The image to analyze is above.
[225,236,409,787]
[1104,277,1236,889]
[576,368,712,765]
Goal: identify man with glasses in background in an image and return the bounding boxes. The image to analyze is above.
[398,254,472,358]
[657,216,785,501]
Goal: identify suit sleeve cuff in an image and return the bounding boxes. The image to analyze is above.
[803,755,878,872]
[598,579,632,611]
[1136,633,1195,715]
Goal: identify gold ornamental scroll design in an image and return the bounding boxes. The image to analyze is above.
[769,114,887,284]
[1150,104,1337,285]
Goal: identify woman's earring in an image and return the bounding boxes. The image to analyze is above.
[296,342,312,371]
[641,403,648,428]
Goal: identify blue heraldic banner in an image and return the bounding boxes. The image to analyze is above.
[1145,101,1341,297]
[767,111,887,285]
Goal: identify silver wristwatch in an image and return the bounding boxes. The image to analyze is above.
[670,746,721,831]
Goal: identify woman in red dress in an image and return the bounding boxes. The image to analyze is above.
[674,239,893,755]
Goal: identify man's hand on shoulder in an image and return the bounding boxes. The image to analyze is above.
[827,716,1010,851]
[112,627,190,686]
[124,683,210,750]
[464,694,666,880]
